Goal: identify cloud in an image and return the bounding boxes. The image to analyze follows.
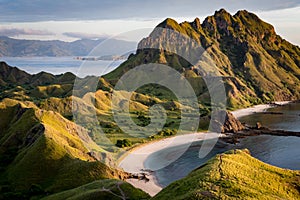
[0,28,54,37]
[0,0,298,22]
[63,32,109,40]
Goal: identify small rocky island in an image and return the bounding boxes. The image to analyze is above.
[218,110,300,144]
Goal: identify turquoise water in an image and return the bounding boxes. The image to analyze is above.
[145,103,300,187]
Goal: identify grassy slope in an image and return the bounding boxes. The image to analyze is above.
[153,149,300,200]
[42,149,300,200]
[42,179,150,200]
[0,100,128,199]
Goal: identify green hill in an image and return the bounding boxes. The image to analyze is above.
[0,62,76,100]
[104,9,300,109]
[0,99,130,199]
[42,179,150,200]
[152,149,300,200]
[41,149,300,200]
[0,62,188,150]
[0,9,300,199]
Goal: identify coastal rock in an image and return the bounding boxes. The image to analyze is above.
[256,122,262,129]
[210,110,245,133]
[223,111,245,133]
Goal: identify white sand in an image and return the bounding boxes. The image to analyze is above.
[231,101,291,119]
[119,101,292,196]
[118,132,218,196]
[231,104,272,119]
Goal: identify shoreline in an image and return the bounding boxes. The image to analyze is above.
[118,132,218,196]
[118,101,292,196]
[231,101,291,119]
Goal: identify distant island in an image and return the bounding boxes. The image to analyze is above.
[75,54,129,61]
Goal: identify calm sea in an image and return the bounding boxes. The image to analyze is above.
[145,103,300,187]
[0,57,124,77]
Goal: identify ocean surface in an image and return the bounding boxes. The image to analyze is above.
[145,103,300,187]
[0,57,124,77]
[239,103,300,132]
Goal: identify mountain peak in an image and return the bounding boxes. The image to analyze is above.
[234,9,276,36]
[234,9,260,19]
[107,9,300,109]
[214,8,231,16]
[235,9,250,16]
[214,8,235,25]
[191,17,201,30]
[157,18,180,30]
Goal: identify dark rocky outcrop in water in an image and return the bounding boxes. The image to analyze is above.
[211,109,300,144]
[210,110,245,133]
[222,111,245,133]
[220,114,300,144]
[243,127,300,137]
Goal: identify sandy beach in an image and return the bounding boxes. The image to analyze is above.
[118,132,219,196]
[231,101,291,119]
[118,101,291,196]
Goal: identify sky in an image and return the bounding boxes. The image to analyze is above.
[0,0,299,45]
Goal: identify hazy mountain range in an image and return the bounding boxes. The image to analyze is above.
[0,36,137,57]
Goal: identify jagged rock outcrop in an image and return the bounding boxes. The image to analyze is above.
[210,110,245,133]
[222,111,245,133]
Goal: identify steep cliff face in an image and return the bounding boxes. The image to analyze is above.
[104,9,300,109]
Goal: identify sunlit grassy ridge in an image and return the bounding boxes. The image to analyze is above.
[42,179,150,200]
[0,100,130,199]
[41,150,300,200]
[153,149,300,200]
